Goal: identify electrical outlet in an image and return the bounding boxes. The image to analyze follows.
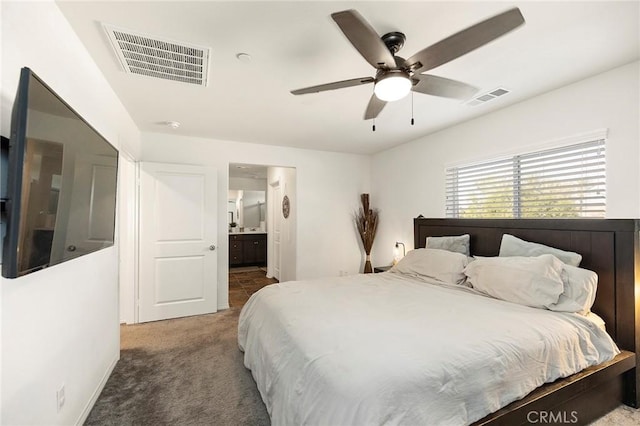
[56,384,65,412]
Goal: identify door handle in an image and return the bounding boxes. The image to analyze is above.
[209,245,216,251]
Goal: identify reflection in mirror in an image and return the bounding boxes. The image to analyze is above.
[18,140,63,271]
[242,190,265,228]
[229,163,268,231]
[227,190,266,229]
[228,195,238,229]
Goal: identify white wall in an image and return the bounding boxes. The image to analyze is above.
[140,133,371,308]
[371,61,640,266]
[1,1,141,424]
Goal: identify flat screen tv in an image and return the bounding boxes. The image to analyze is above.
[2,68,118,278]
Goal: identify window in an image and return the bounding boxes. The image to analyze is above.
[446,138,606,218]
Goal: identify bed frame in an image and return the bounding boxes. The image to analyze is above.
[414,218,640,425]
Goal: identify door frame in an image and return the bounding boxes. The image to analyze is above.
[118,150,139,324]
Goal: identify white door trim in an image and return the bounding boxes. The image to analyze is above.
[117,151,138,324]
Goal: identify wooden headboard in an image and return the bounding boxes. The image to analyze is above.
[414,218,640,405]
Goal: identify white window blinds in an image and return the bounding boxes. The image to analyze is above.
[446,139,606,218]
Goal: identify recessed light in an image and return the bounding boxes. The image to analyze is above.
[165,121,180,129]
[236,53,252,63]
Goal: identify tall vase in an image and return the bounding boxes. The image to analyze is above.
[364,254,373,273]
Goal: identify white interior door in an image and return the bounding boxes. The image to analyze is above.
[139,162,218,322]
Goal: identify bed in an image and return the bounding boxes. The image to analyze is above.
[239,218,640,425]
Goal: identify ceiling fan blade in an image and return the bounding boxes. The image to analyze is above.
[404,8,525,73]
[411,74,478,100]
[364,94,387,120]
[291,77,374,95]
[331,10,396,69]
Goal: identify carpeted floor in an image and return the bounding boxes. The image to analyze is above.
[86,307,640,426]
[591,404,640,426]
[85,308,269,425]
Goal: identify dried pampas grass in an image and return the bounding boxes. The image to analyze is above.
[355,193,378,273]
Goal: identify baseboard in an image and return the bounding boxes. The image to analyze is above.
[75,352,119,426]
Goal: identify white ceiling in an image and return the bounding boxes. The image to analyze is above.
[56,1,639,155]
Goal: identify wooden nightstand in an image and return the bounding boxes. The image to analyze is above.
[373,265,392,273]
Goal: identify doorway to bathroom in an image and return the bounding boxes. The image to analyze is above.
[228,163,296,306]
[228,164,268,272]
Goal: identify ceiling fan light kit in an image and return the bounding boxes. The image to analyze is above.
[374,71,412,102]
[290,8,525,124]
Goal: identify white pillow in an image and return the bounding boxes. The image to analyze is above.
[426,234,470,256]
[548,264,598,315]
[499,234,582,266]
[464,254,565,309]
[390,248,469,285]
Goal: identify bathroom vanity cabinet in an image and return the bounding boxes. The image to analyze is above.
[229,233,267,267]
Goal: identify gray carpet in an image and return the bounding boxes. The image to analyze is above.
[85,309,269,425]
[86,308,639,425]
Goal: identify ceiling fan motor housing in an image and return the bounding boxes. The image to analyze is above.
[375,68,410,81]
[381,31,406,55]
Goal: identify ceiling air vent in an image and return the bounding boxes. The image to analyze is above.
[467,87,510,106]
[104,24,210,86]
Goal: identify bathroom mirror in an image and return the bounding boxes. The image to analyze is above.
[242,191,265,228]
[228,163,267,231]
[227,190,265,229]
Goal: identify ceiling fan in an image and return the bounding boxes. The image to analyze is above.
[291,8,525,120]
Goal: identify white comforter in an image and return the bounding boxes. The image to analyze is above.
[238,272,619,426]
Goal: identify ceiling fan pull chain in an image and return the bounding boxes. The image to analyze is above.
[411,92,415,125]
[372,117,376,132]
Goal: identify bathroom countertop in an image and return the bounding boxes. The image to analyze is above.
[229,230,266,234]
